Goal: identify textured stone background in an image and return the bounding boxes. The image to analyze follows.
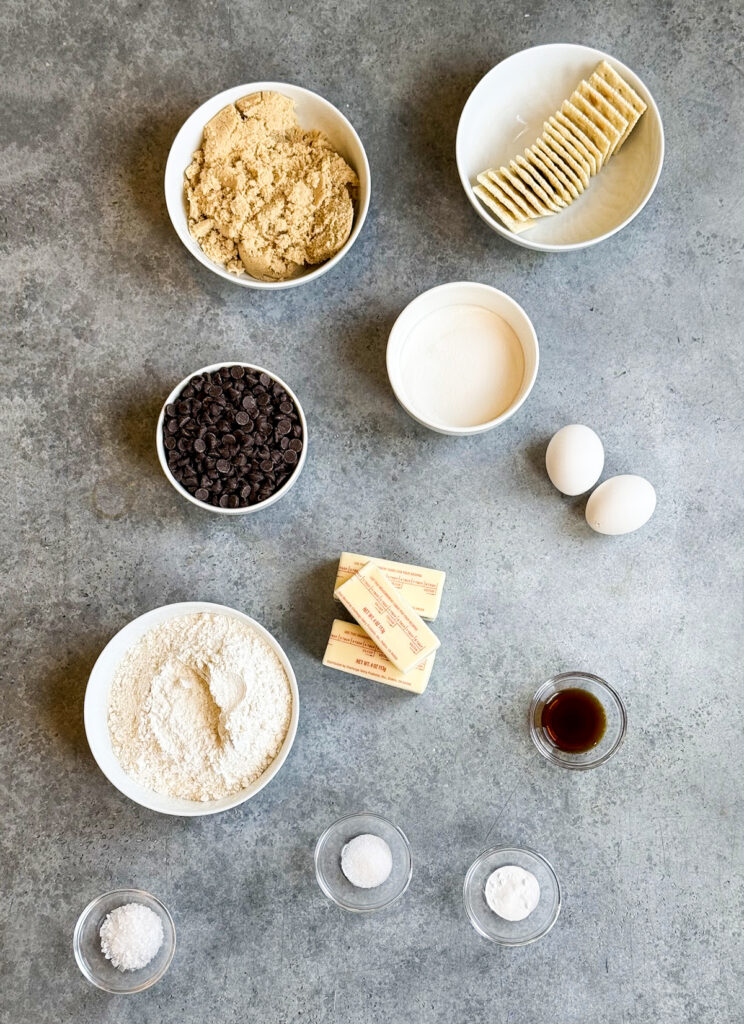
[2,1,742,1021]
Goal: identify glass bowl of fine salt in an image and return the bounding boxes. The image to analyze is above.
[73,888,176,992]
[463,846,561,946]
[314,811,412,913]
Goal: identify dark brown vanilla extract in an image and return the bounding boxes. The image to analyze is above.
[541,688,607,753]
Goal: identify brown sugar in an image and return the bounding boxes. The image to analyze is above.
[184,91,359,281]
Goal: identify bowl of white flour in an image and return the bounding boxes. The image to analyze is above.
[84,602,299,815]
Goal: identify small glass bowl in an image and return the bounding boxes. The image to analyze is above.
[463,846,561,946]
[73,889,176,993]
[314,812,412,913]
[529,671,627,770]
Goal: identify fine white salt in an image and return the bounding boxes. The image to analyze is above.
[341,833,393,889]
[99,902,164,971]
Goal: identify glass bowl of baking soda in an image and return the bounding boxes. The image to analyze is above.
[314,812,412,913]
[463,846,561,946]
[73,889,176,993]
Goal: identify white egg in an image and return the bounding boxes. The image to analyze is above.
[545,424,604,495]
[585,475,656,535]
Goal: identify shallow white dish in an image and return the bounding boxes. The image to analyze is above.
[84,602,299,816]
[156,362,308,516]
[165,81,371,289]
[386,282,538,435]
[456,44,664,251]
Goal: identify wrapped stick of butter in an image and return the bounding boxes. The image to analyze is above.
[334,562,440,673]
[323,620,434,694]
[334,552,446,620]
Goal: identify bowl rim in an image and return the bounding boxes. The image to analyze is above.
[73,887,176,993]
[155,361,308,515]
[529,670,628,769]
[314,810,413,913]
[463,845,561,946]
[386,281,539,435]
[455,43,665,252]
[164,80,371,289]
[84,601,300,816]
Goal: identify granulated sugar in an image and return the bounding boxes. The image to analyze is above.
[108,612,292,801]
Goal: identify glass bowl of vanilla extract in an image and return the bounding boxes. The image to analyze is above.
[529,671,627,770]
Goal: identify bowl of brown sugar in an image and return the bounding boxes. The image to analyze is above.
[165,82,371,289]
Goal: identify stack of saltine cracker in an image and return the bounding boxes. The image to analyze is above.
[475,61,648,234]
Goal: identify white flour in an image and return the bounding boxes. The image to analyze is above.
[108,612,292,801]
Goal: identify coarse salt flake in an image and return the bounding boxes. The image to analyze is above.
[99,902,164,972]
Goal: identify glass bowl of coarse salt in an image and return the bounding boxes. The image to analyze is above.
[314,811,412,913]
[73,889,175,993]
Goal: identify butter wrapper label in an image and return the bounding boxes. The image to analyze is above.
[322,619,434,694]
[334,562,440,673]
[334,552,445,621]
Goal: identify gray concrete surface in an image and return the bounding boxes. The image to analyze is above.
[2,1,742,1021]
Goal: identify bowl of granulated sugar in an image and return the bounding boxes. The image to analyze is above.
[84,602,299,816]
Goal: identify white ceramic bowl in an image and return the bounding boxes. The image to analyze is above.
[156,362,308,516]
[165,82,371,288]
[456,44,664,251]
[386,282,539,435]
[84,602,299,816]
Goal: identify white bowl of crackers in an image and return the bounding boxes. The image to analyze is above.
[456,44,664,251]
[165,82,371,289]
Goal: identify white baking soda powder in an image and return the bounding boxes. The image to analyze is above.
[341,834,393,888]
[484,865,540,921]
[99,902,164,971]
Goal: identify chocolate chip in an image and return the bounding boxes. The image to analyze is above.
[163,366,303,508]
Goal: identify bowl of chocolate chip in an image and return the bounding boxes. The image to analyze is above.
[156,363,307,514]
